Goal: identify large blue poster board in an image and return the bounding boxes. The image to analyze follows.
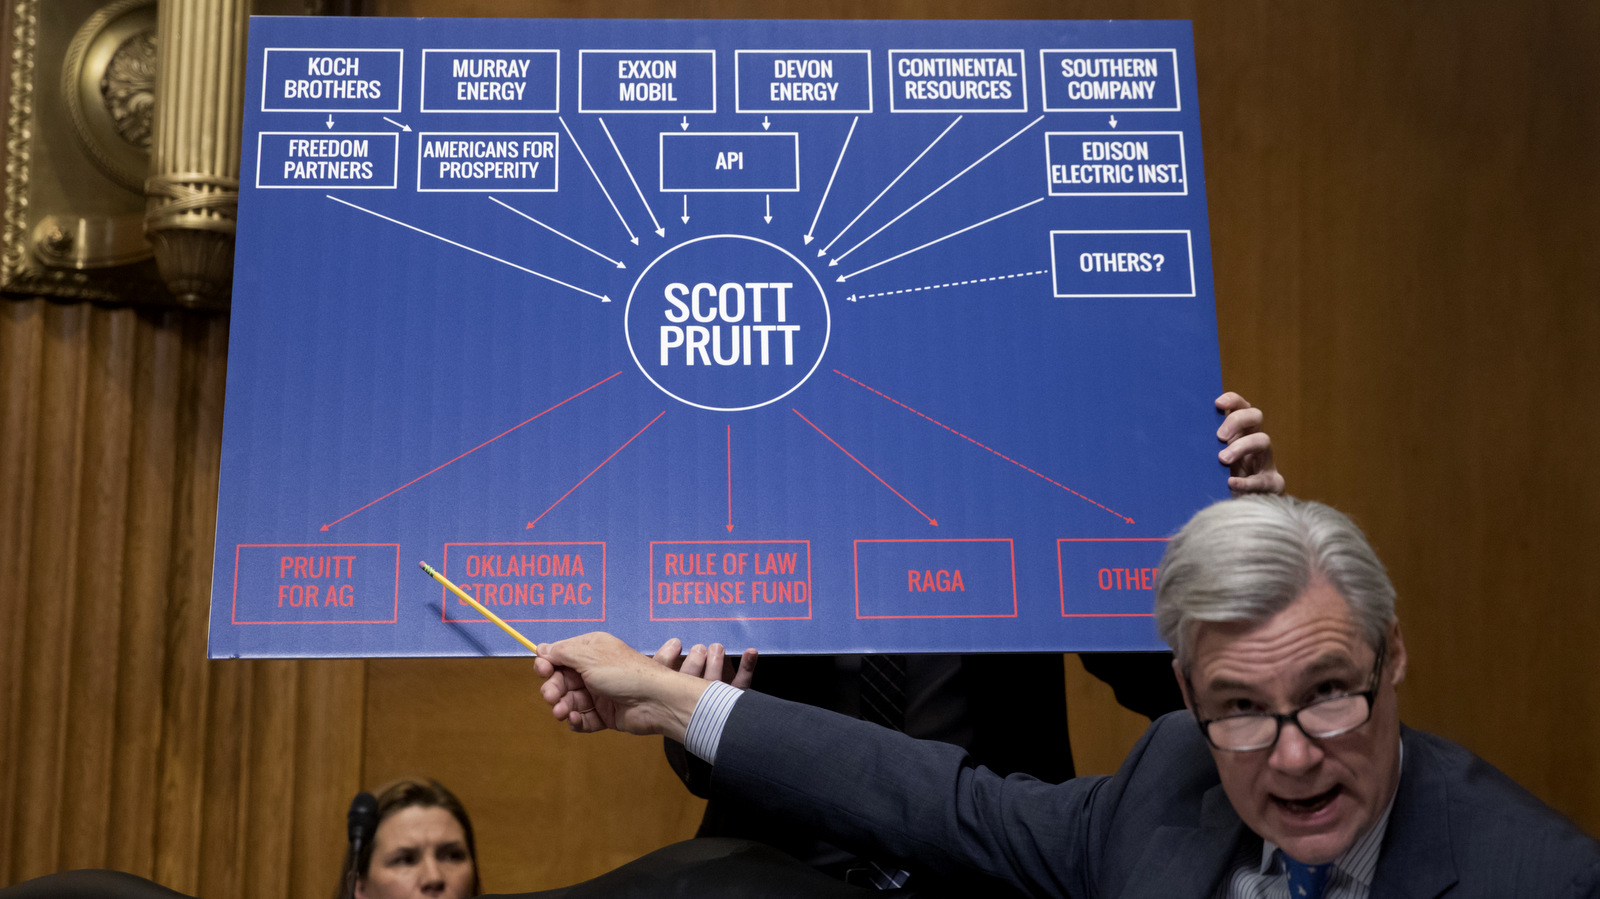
[210,17,1227,659]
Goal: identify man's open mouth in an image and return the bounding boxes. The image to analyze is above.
[1274,785,1342,814]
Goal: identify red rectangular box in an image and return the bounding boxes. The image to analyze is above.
[1057,537,1168,618]
[854,538,1018,619]
[441,542,607,623]
[231,543,400,625]
[649,540,813,622]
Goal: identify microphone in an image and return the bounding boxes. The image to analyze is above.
[346,790,379,896]
[348,791,379,852]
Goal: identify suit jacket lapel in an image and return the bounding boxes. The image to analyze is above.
[1118,783,1249,899]
[1371,728,1458,898]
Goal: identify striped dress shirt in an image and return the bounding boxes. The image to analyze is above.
[1219,744,1400,899]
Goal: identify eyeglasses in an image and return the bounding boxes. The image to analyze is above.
[1190,645,1386,753]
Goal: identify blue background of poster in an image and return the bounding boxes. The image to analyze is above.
[211,17,1227,658]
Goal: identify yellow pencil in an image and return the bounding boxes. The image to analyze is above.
[419,560,538,656]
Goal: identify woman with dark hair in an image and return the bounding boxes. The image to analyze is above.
[338,778,481,899]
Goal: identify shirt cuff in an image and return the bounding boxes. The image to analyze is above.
[683,680,743,764]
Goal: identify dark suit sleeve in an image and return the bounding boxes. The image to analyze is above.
[663,736,713,797]
[708,690,1152,897]
[1376,727,1600,897]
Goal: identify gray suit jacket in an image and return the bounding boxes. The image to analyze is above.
[711,692,1600,898]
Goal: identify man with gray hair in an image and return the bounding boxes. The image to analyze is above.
[535,495,1599,896]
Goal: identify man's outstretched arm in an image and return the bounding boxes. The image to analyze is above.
[533,631,1122,897]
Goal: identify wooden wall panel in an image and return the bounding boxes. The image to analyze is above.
[11,302,91,881]
[197,660,253,899]
[240,661,302,899]
[150,314,223,897]
[58,309,137,871]
[287,661,367,899]
[107,311,183,877]
[0,300,45,887]
[0,304,367,894]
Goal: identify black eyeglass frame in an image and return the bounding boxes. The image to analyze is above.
[1187,642,1388,753]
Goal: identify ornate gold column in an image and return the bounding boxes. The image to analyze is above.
[143,0,248,309]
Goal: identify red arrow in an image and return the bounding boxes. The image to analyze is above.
[832,369,1134,524]
[725,424,734,532]
[322,371,623,531]
[527,411,666,529]
[792,408,937,527]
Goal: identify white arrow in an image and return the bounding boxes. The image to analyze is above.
[560,116,638,245]
[819,115,961,258]
[764,194,772,224]
[845,268,1049,302]
[382,116,411,132]
[325,114,334,129]
[488,196,626,268]
[831,115,1042,266]
[329,195,611,301]
[762,116,771,130]
[804,115,857,246]
[680,116,690,131]
[681,194,690,224]
[1109,115,1118,128]
[598,117,665,238]
[836,197,1044,282]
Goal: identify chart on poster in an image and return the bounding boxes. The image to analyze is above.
[210,16,1227,659]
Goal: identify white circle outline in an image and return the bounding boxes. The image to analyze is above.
[624,234,832,412]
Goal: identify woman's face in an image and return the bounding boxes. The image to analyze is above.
[355,805,475,899]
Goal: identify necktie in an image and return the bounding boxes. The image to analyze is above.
[858,653,908,731]
[1282,852,1332,899]
[855,654,911,889]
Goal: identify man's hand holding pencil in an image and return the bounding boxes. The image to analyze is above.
[417,560,757,738]
[534,632,741,739]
